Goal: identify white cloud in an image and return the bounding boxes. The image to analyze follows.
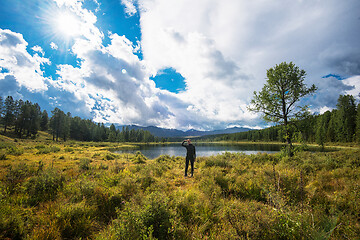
[31,45,44,56]
[50,42,58,50]
[4,0,359,130]
[0,29,50,91]
[138,0,360,129]
[51,30,173,126]
[121,0,137,16]
[343,76,360,99]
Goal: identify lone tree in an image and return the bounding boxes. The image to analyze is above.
[248,62,317,156]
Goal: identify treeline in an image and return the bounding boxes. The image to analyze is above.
[0,96,156,142]
[205,95,360,144]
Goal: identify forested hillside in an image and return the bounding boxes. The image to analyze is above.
[0,96,156,143]
[203,95,360,144]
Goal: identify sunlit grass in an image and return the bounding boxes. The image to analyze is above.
[1,132,359,239]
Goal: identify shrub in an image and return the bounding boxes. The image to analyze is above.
[131,151,147,164]
[24,169,64,206]
[109,192,172,240]
[105,153,116,160]
[56,201,97,239]
[79,158,91,170]
[0,141,15,149]
[98,163,109,170]
[35,144,46,149]
[6,145,24,156]
[204,156,230,168]
[0,205,29,240]
[64,147,74,152]
[37,146,61,154]
[156,155,174,163]
[0,150,6,160]
[5,163,33,193]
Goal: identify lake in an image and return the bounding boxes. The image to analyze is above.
[115,143,284,159]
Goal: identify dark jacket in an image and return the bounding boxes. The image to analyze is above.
[182,141,196,160]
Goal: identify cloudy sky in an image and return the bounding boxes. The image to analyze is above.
[1,0,359,130]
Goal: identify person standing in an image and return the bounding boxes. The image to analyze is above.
[182,139,196,177]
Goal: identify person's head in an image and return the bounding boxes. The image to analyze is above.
[187,139,191,144]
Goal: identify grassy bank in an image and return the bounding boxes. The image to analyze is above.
[1,134,359,239]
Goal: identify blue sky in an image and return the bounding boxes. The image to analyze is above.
[1,0,360,130]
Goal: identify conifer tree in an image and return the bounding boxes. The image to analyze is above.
[335,95,356,142]
[356,103,360,143]
[3,96,15,133]
[40,110,49,131]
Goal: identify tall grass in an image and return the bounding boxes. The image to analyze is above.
[0,138,359,239]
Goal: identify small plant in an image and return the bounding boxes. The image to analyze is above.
[98,163,109,170]
[0,150,6,160]
[35,144,46,149]
[132,151,147,164]
[5,163,33,193]
[6,146,24,156]
[24,169,64,206]
[79,158,91,170]
[56,201,97,239]
[36,146,61,154]
[64,147,74,152]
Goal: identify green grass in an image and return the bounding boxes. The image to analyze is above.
[0,133,359,239]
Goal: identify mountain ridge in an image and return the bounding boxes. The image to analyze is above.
[115,125,252,138]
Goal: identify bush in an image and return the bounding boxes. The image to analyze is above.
[56,201,97,239]
[24,169,64,206]
[0,204,31,240]
[0,141,15,149]
[64,147,74,152]
[105,153,116,160]
[5,163,33,193]
[204,156,230,168]
[0,150,6,160]
[79,158,91,170]
[37,146,61,154]
[131,151,147,164]
[6,146,24,156]
[108,192,172,240]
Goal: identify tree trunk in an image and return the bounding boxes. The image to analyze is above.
[284,117,294,157]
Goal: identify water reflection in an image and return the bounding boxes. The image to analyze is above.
[115,143,284,159]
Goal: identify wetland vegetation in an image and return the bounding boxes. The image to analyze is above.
[1,132,360,239]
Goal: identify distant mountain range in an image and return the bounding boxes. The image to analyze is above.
[116,125,252,138]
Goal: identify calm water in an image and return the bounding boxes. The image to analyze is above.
[115,143,284,159]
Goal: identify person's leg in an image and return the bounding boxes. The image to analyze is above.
[185,157,189,176]
[190,159,194,177]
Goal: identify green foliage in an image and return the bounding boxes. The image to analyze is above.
[1,139,360,239]
[79,158,91,170]
[132,151,147,164]
[104,192,172,240]
[36,145,61,154]
[5,163,33,193]
[56,201,97,239]
[104,152,117,160]
[249,62,317,124]
[6,145,24,156]
[24,169,64,206]
[0,204,30,240]
[0,150,6,160]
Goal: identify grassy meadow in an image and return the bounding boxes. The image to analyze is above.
[0,132,360,239]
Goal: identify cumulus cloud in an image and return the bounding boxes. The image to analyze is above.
[3,0,359,130]
[138,0,360,129]
[31,45,44,56]
[50,42,58,50]
[0,29,50,91]
[121,0,137,16]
